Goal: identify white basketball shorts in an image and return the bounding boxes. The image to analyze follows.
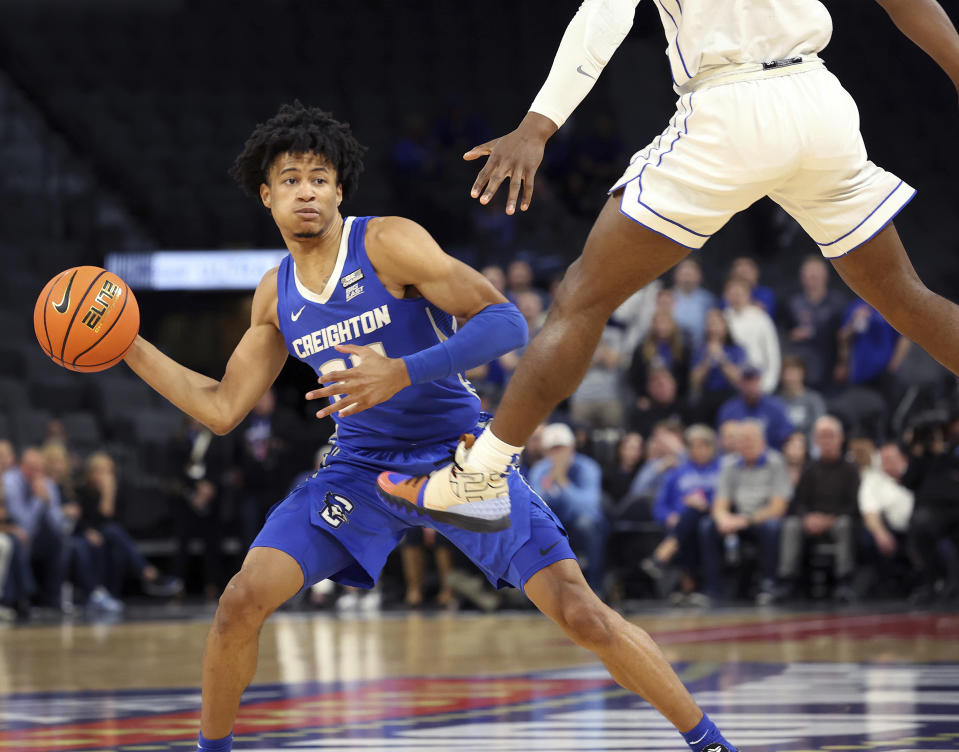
[610,64,915,257]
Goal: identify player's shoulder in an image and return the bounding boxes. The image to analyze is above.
[251,265,281,328]
[364,215,430,250]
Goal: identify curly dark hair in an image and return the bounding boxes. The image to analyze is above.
[230,101,367,200]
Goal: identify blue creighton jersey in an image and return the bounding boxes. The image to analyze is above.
[276,216,480,451]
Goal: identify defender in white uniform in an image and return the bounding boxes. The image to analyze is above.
[378,3,959,749]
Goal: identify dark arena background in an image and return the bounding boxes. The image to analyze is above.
[0,1,958,751]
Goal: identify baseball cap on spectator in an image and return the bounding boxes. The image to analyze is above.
[542,423,576,450]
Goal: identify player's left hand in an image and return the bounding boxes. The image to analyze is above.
[307,344,412,419]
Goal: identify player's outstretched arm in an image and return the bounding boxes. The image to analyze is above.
[465,0,638,214]
[307,217,528,418]
[875,0,959,95]
[124,268,289,435]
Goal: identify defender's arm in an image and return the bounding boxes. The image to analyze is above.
[124,268,289,435]
[465,0,639,213]
[875,0,959,91]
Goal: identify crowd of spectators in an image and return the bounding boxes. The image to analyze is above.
[2,252,958,620]
[469,252,958,606]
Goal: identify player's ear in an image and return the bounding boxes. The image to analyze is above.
[336,183,343,207]
[260,183,272,209]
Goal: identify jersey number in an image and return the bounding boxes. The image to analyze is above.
[318,341,387,403]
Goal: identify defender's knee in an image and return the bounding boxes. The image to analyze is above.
[558,591,619,651]
[213,573,274,636]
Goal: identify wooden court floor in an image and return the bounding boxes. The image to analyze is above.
[1,605,958,751]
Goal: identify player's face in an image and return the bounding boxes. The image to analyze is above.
[260,152,343,240]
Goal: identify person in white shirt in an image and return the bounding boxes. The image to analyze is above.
[385,3,959,751]
[849,435,914,595]
[723,278,780,393]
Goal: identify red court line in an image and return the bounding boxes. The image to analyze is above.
[0,676,615,750]
[650,612,959,645]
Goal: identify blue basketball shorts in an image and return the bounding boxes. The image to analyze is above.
[250,429,574,592]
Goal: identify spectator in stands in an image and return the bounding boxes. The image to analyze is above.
[689,308,747,424]
[642,425,721,599]
[601,432,644,508]
[670,259,715,349]
[782,431,809,488]
[610,281,663,363]
[627,420,686,508]
[783,256,847,390]
[2,447,119,613]
[835,301,910,397]
[43,418,68,447]
[730,256,776,318]
[0,480,34,618]
[902,416,959,601]
[717,419,743,462]
[74,452,183,600]
[41,442,76,505]
[168,417,229,602]
[570,327,626,429]
[506,259,539,303]
[236,389,292,549]
[480,265,507,296]
[723,277,781,393]
[849,436,914,596]
[629,309,690,400]
[717,366,793,450]
[629,366,690,438]
[778,355,826,440]
[400,527,455,609]
[2,447,75,610]
[779,416,860,601]
[529,423,607,593]
[699,420,789,604]
[0,440,16,476]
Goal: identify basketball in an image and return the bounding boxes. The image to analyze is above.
[33,265,140,373]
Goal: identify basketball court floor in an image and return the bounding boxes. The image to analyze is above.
[1,605,958,751]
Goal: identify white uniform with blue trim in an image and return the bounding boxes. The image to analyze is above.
[601,0,914,257]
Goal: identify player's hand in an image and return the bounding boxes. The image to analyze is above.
[464,112,557,215]
[307,344,412,420]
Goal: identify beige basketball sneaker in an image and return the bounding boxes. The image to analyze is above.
[376,433,512,533]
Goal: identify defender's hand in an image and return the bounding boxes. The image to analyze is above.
[465,112,557,215]
[307,344,412,420]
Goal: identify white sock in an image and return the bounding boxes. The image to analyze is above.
[468,428,524,475]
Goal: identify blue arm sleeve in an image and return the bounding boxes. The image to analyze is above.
[402,302,528,385]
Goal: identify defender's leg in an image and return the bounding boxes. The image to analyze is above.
[831,223,959,376]
[492,194,691,446]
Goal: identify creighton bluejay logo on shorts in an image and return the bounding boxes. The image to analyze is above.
[320,492,354,528]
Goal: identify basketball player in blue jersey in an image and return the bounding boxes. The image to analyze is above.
[383,0,959,573]
[120,102,740,752]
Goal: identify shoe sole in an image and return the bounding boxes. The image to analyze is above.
[377,486,511,533]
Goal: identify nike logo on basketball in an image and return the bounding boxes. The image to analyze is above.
[291,305,305,322]
[52,271,77,314]
[539,541,560,556]
[576,65,595,79]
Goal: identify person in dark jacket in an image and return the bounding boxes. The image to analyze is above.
[778,415,860,601]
